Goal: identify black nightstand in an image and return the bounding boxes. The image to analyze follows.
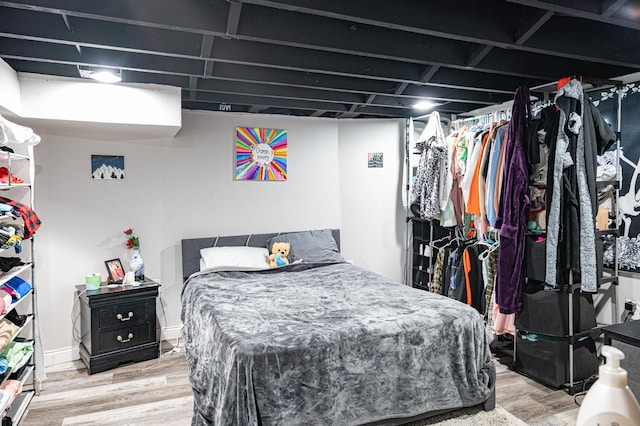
[75,280,160,374]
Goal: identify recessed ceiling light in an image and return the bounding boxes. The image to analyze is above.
[413,101,435,110]
[77,65,122,83]
[89,70,121,83]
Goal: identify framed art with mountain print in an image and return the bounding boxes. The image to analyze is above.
[235,127,287,181]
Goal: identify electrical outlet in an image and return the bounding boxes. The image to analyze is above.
[625,299,640,321]
[626,300,636,312]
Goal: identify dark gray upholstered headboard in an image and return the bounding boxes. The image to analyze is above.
[181,229,341,281]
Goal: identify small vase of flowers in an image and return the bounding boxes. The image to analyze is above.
[124,228,144,280]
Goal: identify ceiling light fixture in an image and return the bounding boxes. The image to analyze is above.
[413,100,435,111]
[77,65,122,83]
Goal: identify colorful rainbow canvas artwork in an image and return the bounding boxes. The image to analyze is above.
[235,127,288,181]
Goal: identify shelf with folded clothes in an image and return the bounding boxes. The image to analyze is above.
[2,390,34,426]
[0,234,31,256]
[8,354,33,384]
[0,265,32,289]
[0,291,32,324]
[1,316,33,360]
[0,337,35,386]
[0,347,34,425]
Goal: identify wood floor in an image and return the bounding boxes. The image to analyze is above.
[20,341,581,425]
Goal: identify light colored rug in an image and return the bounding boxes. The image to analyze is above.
[408,405,528,426]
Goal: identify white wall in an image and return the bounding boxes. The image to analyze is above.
[338,119,407,282]
[0,60,21,117]
[35,110,409,363]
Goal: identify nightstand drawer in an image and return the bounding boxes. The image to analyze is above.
[98,299,153,329]
[97,323,154,354]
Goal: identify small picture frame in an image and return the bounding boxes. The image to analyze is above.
[105,258,126,284]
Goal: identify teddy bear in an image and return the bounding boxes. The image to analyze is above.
[269,242,290,268]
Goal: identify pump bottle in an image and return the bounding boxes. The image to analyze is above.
[576,345,640,426]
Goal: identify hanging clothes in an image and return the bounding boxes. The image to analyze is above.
[453,242,487,314]
[483,249,498,321]
[412,112,448,219]
[495,86,531,315]
[544,79,616,292]
[450,145,465,227]
[439,133,458,227]
[460,131,484,205]
[465,131,490,217]
[430,248,446,295]
[486,125,508,227]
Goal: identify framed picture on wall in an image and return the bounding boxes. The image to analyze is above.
[235,127,287,181]
[104,258,125,283]
[92,155,125,180]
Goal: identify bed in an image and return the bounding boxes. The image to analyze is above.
[181,229,495,425]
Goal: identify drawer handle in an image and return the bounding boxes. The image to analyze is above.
[117,333,134,343]
[116,312,134,321]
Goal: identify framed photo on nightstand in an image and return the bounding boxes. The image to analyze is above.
[105,258,125,283]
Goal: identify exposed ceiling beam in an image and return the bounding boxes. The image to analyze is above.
[393,83,408,96]
[504,0,640,31]
[2,36,534,96]
[234,0,640,67]
[0,25,557,91]
[514,10,554,45]
[60,13,72,31]
[201,35,215,76]
[0,0,229,34]
[466,46,492,68]
[59,12,82,54]
[600,0,628,17]
[310,110,326,117]
[188,76,198,101]
[2,0,638,76]
[419,66,440,83]
[6,54,512,108]
[226,1,243,36]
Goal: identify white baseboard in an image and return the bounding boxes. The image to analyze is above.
[43,323,184,367]
[44,346,79,368]
[159,324,183,343]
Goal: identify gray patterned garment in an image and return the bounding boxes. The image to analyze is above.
[181,263,494,425]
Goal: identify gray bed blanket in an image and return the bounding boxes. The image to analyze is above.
[181,262,494,425]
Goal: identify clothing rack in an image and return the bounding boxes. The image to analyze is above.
[512,76,624,395]
[451,108,511,131]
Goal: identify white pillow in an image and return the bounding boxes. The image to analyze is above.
[200,246,270,270]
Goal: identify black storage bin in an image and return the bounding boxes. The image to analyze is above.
[516,289,596,336]
[525,237,604,282]
[515,332,599,388]
[525,237,546,282]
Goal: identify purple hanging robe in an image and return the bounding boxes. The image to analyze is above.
[495,86,531,314]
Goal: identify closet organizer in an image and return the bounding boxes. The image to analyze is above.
[404,77,622,394]
[0,115,42,425]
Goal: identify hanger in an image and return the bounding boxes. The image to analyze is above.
[431,234,453,248]
[438,236,459,251]
[478,239,499,261]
